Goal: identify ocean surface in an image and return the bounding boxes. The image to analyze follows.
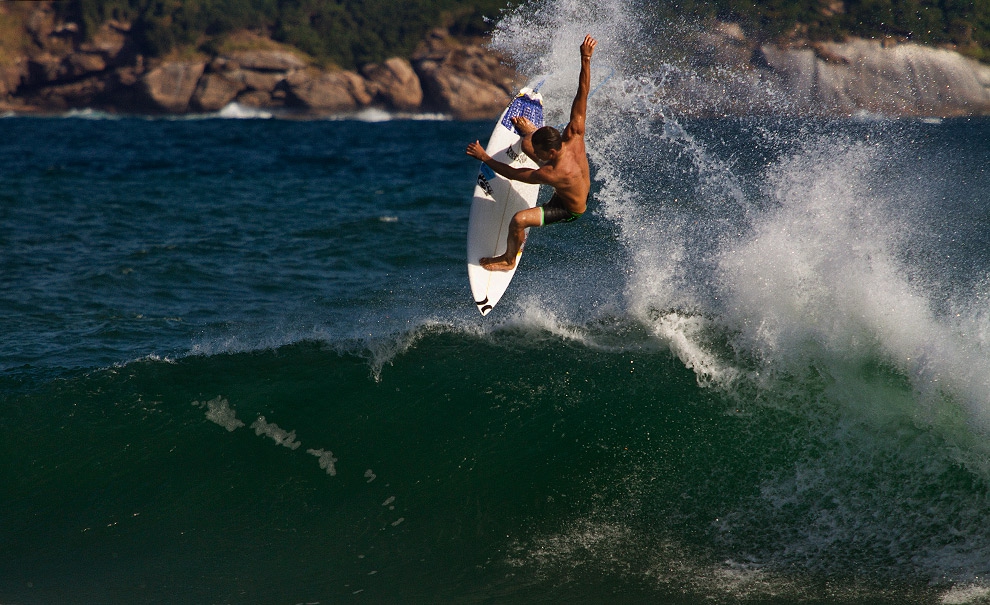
[4,5,990,604]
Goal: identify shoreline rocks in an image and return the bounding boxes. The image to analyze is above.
[0,3,521,119]
[362,58,423,112]
[411,29,519,120]
[1,2,989,119]
[759,38,990,116]
[284,68,372,112]
[139,61,206,113]
[675,24,990,117]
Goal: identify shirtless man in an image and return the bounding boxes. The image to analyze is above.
[466,34,598,271]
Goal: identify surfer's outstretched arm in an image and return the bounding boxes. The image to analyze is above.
[566,35,597,138]
[466,140,550,185]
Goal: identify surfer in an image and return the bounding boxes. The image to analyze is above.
[466,34,598,272]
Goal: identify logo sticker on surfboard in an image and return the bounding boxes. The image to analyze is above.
[477,164,496,197]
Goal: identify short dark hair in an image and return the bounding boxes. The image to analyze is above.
[532,126,562,152]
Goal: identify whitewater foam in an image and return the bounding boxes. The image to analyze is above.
[193,396,245,432]
[307,448,339,476]
[217,102,274,119]
[941,585,990,604]
[505,515,896,602]
[497,0,990,440]
[251,416,302,450]
[485,0,990,591]
[62,108,122,120]
[192,394,353,483]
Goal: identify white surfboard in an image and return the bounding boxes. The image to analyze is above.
[467,87,545,316]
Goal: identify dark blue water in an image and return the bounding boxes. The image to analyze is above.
[4,32,990,605]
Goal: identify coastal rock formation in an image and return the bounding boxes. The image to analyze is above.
[759,39,990,115]
[191,72,246,112]
[191,73,246,111]
[285,68,371,112]
[79,19,134,63]
[223,49,305,72]
[5,6,140,110]
[0,64,23,97]
[412,30,520,120]
[189,49,308,111]
[674,23,990,116]
[362,58,423,111]
[2,0,990,118]
[28,72,112,109]
[138,61,206,113]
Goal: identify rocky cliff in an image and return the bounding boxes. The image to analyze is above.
[663,22,990,116]
[0,3,522,119]
[760,38,990,116]
[2,2,989,118]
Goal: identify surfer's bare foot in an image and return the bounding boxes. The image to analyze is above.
[480,255,516,271]
[510,116,537,135]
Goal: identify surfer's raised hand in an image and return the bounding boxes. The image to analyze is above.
[466,140,488,161]
[581,34,597,59]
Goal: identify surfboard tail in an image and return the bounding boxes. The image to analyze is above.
[475,296,493,316]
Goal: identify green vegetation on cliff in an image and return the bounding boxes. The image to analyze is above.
[55,0,513,68]
[57,0,990,65]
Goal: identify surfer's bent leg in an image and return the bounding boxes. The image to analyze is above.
[480,206,543,271]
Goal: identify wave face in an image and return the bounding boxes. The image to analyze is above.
[3,1,990,602]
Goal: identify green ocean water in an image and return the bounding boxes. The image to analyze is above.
[5,2,990,602]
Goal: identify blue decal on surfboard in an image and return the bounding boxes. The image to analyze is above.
[477,173,493,196]
[480,163,496,181]
[501,93,544,134]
